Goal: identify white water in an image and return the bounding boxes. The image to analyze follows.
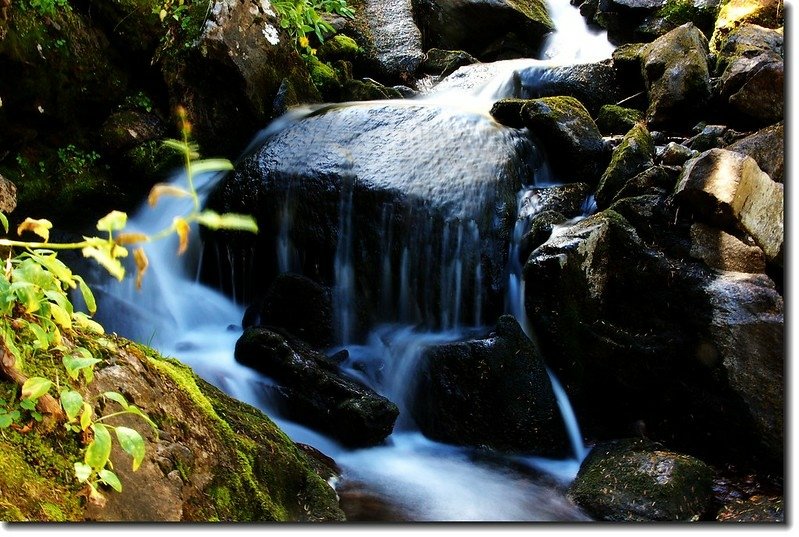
[94,1,612,521]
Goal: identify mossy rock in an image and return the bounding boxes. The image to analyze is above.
[342,79,403,101]
[595,122,655,208]
[421,48,479,77]
[318,34,361,62]
[709,0,784,52]
[569,438,715,521]
[308,57,343,101]
[596,105,645,135]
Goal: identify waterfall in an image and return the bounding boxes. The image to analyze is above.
[93,0,614,521]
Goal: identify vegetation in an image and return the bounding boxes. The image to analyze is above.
[273,0,355,56]
[0,106,257,507]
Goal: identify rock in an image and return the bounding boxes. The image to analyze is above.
[640,23,712,129]
[717,495,784,522]
[160,0,320,157]
[689,222,766,273]
[412,0,555,60]
[516,61,622,116]
[611,42,647,95]
[635,0,722,41]
[569,438,715,521]
[99,111,167,156]
[658,142,698,166]
[520,183,593,218]
[520,96,609,184]
[686,123,745,151]
[317,34,362,63]
[0,173,16,214]
[204,102,538,330]
[411,315,570,456]
[421,48,479,77]
[521,210,567,258]
[724,122,783,182]
[595,122,655,208]
[675,148,783,265]
[705,271,783,461]
[85,0,165,55]
[523,209,783,469]
[591,0,668,44]
[362,0,424,80]
[342,78,404,101]
[236,327,399,446]
[596,104,645,135]
[612,165,676,201]
[709,0,784,52]
[243,273,335,349]
[715,24,783,127]
[490,98,529,128]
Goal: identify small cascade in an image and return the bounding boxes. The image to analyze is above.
[333,162,357,344]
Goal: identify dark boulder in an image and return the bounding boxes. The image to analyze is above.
[596,104,644,135]
[611,164,676,202]
[204,102,539,333]
[236,327,399,446]
[569,438,715,521]
[724,121,784,183]
[99,111,167,156]
[421,48,480,77]
[595,122,655,208]
[717,495,784,522]
[243,273,335,350]
[412,0,555,60]
[410,316,570,456]
[521,210,567,259]
[361,0,425,81]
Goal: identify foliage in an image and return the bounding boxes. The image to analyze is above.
[0,106,258,504]
[20,0,70,18]
[273,0,354,56]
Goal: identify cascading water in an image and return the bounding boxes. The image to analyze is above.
[95,0,614,521]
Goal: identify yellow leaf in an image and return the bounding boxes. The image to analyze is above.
[174,217,190,255]
[82,245,127,281]
[133,248,149,291]
[147,183,190,208]
[50,303,72,330]
[17,218,53,242]
[96,211,128,233]
[159,8,167,21]
[115,232,150,246]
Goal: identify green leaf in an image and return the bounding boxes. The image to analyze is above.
[102,391,129,409]
[190,158,234,176]
[96,210,128,233]
[20,399,36,411]
[82,245,127,281]
[28,321,50,349]
[49,302,72,330]
[98,469,122,492]
[31,410,43,422]
[0,211,8,233]
[125,406,158,431]
[115,426,146,471]
[85,423,112,470]
[195,210,259,233]
[162,139,189,154]
[72,312,104,334]
[74,462,93,482]
[21,377,52,400]
[74,275,97,315]
[0,414,13,428]
[60,390,83,421]
[80,402,92,431]
[32,251,75,286]
[63,355,101,381]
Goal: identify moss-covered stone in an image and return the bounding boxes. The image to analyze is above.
[342,79,403,101]
[318,34,361,62]
[569,438,715,521]
[420,48,478,77]
[307,56,343,101]
[595,122,655,208]
[596,104,645,135]
[709,0,784,52]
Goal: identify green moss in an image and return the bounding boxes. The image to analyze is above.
[596,105,645,135]
[318,34,361,62]
[595,123,655,207]
[710,0,784,52]
[508,0,555,31]
[307,57,343,101]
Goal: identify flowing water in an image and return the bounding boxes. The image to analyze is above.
[94,1,613,521]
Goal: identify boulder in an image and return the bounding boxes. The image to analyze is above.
[724,122,783,182]
[411,315,570,456]
[342,78,404,101]
[658,142,699,166]
[717,495,784,522]
[689,222,766,273]
[412,0,555,60]
[523,209,783,469]
[715,24,783,127]
[99,111,167,156]
[639,23,712,129]
[519,182,593,218]
[518,96,608,184]
[160,0,320,157]
[635,0,721,41]
[521,210,567,259]
[0,173,16,214]
[204,102,539,331]
[709,0,784,52]
[686,123,745,151]
[611,165,676,202]
[569,438,715,521]
[420,48,480,77]
[362,0,424,81]
[590,0,668,44]
[243,273,335,350]
[596,104,645,135]
[236,327,399,446]
[595,122,655,208]
[675,148,783,265]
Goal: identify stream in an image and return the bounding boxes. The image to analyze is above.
[94,1,614,521]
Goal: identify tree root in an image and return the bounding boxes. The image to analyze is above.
[1,345,65,421]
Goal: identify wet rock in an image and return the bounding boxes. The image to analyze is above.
[236,327,399,446]
[205,102,537,328]
[518,61,622,116]
[640,23,712,129]
[243,273,335,350]
[591,0,668,44]
[411,315,570,456]
[717,495,784,522]
[569,438,715,521]
[160,0,320,157]
[412,0,555,60]
[520,96,609,184]
[611,42,647,95]
[709,0,784,52]
[421,48,479,77]
[658,142,698,166]
[342,78,404,101]
[689,222,766,273]
[612,165,676,201]
[715,24,783,127]
[686,123,744,151]
[675,148,783,265]
[595,122,655,208]
[99,111,167,156]
[362,0,424,80]
[596,104,644,135]
[521,210,567,258]
[635,0,721,41]
[523,209,783,469]
[724,122,783,183]
[520,183,593,218]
